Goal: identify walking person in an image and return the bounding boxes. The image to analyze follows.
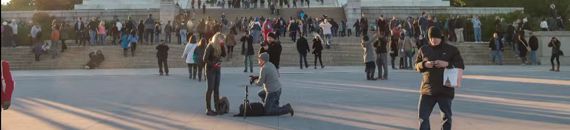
[296,35,310,69]
[374,32,389,80]
[180,23,189,45]
[241,31,255,73]
[517,33,529,65]
[312,34,324,69]
[1,60,15,111]
[489,33,504,65]
[156,41,170,76]
[203,33,226,116]
[225,32,237,60]
[415,27,465,130]
[195,38,207,81]
[266,33,282,69]
[154,22,162,44]
[548,37,562,72]
[402,32,415,69]
[320,19,333,48]
[120,31,130,57]
[183,35,199,79]
[128,30,139,57]
[389,28,400,70]
[529,32,540,65]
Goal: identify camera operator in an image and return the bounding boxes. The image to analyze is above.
[250,52,294,116]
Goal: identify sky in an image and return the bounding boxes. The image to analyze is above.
[1,0,10,5]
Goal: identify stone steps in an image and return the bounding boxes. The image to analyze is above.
[2,37,525,70]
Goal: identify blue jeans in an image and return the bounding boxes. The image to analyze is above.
[474,28,482,42]
[97,34,106,45]
[324,34,332,46]
[419,95,453,130]
[530,50,538,65]
[491,50,503,65]
[258,89,290,115]
[244,55,253,72]
[89,30,97,45]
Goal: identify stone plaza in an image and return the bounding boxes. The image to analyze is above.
[1,65,569,130]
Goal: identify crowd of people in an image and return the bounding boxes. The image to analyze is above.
[182,0,325,9]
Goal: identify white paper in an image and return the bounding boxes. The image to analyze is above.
[443,68,462,88]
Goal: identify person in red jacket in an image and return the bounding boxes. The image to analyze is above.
[2,60,15,110]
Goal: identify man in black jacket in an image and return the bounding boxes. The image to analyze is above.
[296,35,310,69]
[156,41,170,76]
[241,31,255,73]
[415,27,464,130]
[489,33,504,65]
[267,32,282,69]
[529,32,540,65]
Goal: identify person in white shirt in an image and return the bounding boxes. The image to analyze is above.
[182,35,199,79]
[540,18,549,31]
[319,19,333,48]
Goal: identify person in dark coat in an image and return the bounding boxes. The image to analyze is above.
[266,32,282,69]
[195,37,207,81]
[296,35,310,69]
[84,50,105,69]
[517,33,529,65]
[241,31,255,73]
[548,37,562,72]
[312,34,324,69]
[488,33,504,65]
[389,30,400,70]
[528,33,539,65]
[374,32,389,80]
[156,41,170,76]
[203,33,226,116]
[415,27,464,130]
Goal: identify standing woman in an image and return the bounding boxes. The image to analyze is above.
[517,33,529,65]
[97,21,107,45]
[203,33,226,116]
[312,34,324,69]
[225,32,237,60]
[548,37,562,72]
[182,35,199,79]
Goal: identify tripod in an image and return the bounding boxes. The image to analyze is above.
[242,80,251,119]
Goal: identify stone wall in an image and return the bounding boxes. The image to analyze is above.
[361,7,524,20]
[1,9,160,23]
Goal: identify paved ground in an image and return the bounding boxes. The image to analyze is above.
[1,65,570,130]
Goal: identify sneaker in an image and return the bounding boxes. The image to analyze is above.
[206,110,217,116]
[286,104,294,116]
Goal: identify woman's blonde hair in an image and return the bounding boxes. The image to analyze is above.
[208,32,226,57]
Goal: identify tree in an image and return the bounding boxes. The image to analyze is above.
[3,0,36,11]
[451,0,466,7]
[2,0,82,10]
[35,0,82,10]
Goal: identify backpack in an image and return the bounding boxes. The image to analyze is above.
[219,96,230,114]
[233,102,266,117]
